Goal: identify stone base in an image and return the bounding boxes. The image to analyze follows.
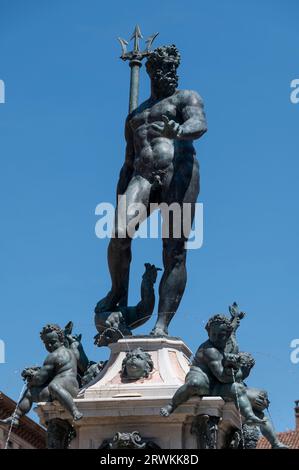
[35,336,241,449]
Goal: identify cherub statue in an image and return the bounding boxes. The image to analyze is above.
[94,263,161,346]
[225,352,288,448]
[161,303,288,448]
[160,307,265,425]
[0,324,83,426]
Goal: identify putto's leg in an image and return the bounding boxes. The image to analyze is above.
[258,414,288,448]
[0,389,32,427]
[48,381,82,422]
[161,384,193,417]
[246,387,288,448]
[223,383,266,425]
[161,376,207,417]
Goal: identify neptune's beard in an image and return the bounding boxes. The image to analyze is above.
[151,70,178,98]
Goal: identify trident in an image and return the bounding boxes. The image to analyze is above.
[118,25,159,113]
[116,26,158,308]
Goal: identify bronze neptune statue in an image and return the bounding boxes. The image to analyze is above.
[96,44,207,337]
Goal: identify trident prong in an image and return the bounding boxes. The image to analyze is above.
[117,25,159,61]
[117,25,159,114]
[117,37,129,58]
[130,25,143,53]
[144,32,159,53]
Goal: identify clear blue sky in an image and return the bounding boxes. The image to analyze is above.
[0,0,298,432]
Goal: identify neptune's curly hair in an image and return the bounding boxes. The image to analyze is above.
[146,44,181,75]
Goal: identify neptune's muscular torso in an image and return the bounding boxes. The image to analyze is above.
[127,90,206,183]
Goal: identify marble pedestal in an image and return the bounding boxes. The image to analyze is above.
[35,336,241,449]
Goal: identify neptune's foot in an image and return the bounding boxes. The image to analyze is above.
[150,326,168,337]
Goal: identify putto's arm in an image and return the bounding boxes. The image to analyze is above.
[117,116,135,195]
[29,363,55,386]
[208,359,235,383]
[205,349,235,384]
[177,91,207,141]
